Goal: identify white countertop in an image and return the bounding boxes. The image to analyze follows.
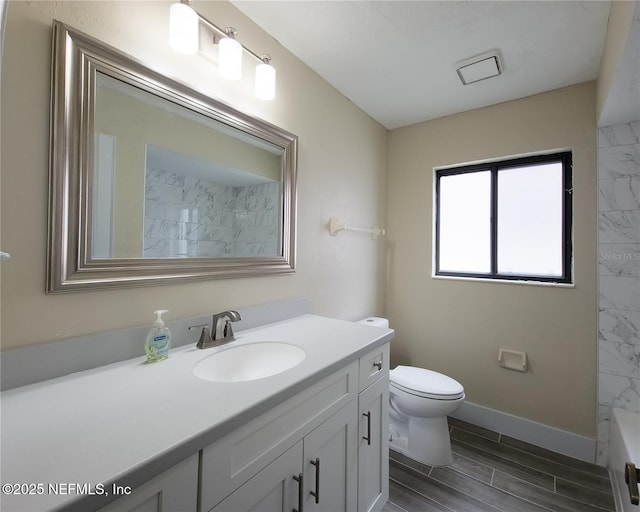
[0,314,393,511]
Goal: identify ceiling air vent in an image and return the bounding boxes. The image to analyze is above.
[456,51,503,85]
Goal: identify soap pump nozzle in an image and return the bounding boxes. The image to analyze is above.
[153,309,168,328]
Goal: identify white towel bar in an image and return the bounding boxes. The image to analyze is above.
[329,216,385,240]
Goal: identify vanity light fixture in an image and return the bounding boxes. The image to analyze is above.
[168,0,276,100]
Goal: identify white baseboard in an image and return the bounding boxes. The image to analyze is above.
[451,401,596,463]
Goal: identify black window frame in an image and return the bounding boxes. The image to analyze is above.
[434,152,573,284]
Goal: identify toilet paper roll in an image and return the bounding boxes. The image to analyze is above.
[357,317,389,329]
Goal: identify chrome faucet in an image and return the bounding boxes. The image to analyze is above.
[212,310,242,342]
[189,310,242,350]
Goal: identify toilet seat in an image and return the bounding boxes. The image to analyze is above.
[390,365,464,400]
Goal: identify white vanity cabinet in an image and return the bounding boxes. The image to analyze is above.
[201,342,390,512]
[211,401,358,512]
[357,343,390,512]
[1,315,394,512]
[97,454,198,512]
[201,360,360,512]
[358,376,389,512]
[97,343,390,512]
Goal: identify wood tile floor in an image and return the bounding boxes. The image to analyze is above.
[385,417,615,512]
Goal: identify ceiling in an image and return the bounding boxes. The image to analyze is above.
[231,0,612,129]
[598,2,640,126]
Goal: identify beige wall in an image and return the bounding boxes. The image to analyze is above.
[95,83,282,182]
[596,0,636,122]
[1,1,601,440]
[387,82,598,437]
[0,0,388,348]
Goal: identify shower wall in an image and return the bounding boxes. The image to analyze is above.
[144,169,280,258]
[596,121,640,464]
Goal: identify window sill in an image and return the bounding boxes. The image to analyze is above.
[431,274,575,288]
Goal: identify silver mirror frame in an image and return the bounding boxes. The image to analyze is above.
[47,21,297,293]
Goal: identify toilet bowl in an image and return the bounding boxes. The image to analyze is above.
[389,365,465,466]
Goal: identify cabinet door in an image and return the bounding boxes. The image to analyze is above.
[97,454,198,512]
[303,400,358,512]
[201,361,358,511]
[210,441,303,512]
[358,376,389,512]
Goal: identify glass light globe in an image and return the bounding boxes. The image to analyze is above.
[218,36,242,80]
[169,2,199,55]
[255,61,276,100]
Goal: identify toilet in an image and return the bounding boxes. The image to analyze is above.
[356,317,465,467]
[389,365,465,466]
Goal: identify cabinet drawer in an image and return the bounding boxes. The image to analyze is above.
[358,343,389,391]
[201,360,358,511]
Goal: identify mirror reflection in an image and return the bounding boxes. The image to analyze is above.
[92,73,284,260]
[47,21,297,293]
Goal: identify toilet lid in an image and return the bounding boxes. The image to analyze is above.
[390,365,464,399]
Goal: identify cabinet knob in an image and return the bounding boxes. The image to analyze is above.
[373,361,382,371]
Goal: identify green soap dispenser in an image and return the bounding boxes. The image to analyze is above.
[145,310,172,363]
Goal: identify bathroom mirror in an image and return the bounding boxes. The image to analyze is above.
[47,21,297,293]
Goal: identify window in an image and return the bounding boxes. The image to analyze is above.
[435,152,572,283]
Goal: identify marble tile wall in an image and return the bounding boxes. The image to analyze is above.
[596,121,640,465]
[144,169,279,258]
[232,183,281,257]
[144,170,234,257]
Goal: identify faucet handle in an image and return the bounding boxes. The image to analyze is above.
[188,323,208,333]
[196,326,213,349]
[189,324,213,349]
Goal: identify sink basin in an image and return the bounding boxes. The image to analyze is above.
[193,342,306,382]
